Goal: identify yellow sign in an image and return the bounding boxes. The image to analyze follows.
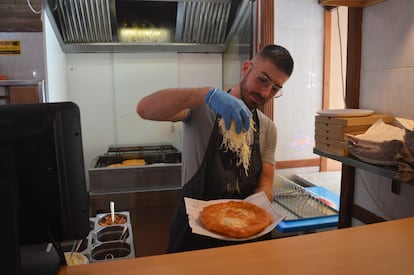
[0,40,21,55]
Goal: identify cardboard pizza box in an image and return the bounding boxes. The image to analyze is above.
[315,123,369,139]
[315,141,348,156]
[315,114,394,126]
[315,135,344,148]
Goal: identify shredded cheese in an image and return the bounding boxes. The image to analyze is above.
[218,117,255,175]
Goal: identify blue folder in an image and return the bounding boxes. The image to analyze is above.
[275,186,340,233]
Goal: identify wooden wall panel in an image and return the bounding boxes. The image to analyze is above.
[338,7,363,228]
[345,8,362,109]
[320,8,332,172]
[257,0,275,120]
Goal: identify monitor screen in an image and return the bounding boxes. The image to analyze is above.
[0,102,90,246]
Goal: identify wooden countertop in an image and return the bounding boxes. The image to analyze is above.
[0,80,43,86]
[60,217,414,275]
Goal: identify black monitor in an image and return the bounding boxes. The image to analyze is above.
[0,102,90,274]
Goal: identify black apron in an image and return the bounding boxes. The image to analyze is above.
[167,110,267,253]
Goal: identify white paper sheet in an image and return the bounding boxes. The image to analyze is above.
[395,117,414,131]
[346,119,405,142]
[184,192,285,241]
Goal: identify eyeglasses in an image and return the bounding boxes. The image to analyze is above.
[249,62,283,98]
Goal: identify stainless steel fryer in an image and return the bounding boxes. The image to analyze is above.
[88,144,182,257]
[88,144,182,193]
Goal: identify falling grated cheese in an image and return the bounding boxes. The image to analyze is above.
[218,117,255,175]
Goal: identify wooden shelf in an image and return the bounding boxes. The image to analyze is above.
[314,148,397,178]
[314,148,414,194]
[319,0,386,8]
[0,80,42,87]
[314,148,414,227]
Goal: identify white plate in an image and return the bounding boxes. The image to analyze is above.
[317,109,374,117]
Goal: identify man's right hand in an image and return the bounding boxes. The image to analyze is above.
[205,88,251,133]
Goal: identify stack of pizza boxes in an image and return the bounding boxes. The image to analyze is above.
[315,113,394,156]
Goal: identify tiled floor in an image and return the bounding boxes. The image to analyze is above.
[293,171,342,196]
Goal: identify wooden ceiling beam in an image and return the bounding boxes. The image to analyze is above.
[319,0,385,8]
[0,1,42,32]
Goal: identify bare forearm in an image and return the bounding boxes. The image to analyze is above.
[256,184,273,201]
[137,87,212,121]
[255,162,275,201]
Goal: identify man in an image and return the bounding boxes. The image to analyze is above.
[137,44,294,253]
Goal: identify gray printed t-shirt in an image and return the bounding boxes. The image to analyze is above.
[181,104,277,187]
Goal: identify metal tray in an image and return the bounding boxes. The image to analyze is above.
[90,211,135,262]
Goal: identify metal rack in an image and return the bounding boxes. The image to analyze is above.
[273,176,338,221]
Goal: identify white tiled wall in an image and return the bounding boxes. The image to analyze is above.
[43,12,67,102]
[274,0,324,161]
[360,0,414,119]
[43,11,223,171]
[0,32,45,80]
[355,0,414,222]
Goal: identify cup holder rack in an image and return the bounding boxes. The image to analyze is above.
[50,211,135,264]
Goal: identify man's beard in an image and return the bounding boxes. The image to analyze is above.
[240,76,262,110]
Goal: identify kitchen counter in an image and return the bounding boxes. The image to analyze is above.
[0,79,43,86]
[59,217,414,274]
[0,79,45,104]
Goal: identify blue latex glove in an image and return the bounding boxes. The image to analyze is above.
[206,88,251,133]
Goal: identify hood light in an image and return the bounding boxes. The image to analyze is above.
[118,27,172,43]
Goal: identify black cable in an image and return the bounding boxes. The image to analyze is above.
[48,230,67,266]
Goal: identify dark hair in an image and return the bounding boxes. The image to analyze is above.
[257,44,294,77]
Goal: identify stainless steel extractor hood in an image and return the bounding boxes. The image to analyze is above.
[43,0,252,53]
